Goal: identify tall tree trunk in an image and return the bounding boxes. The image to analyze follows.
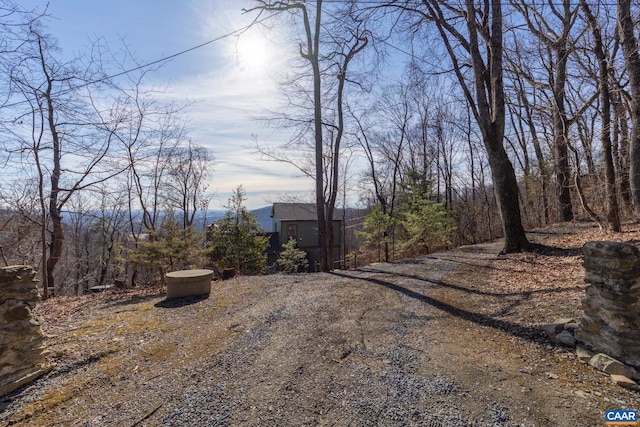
[464,0,529,252]
[484,125,530,252]
[34,133,49,299]
[246,2,366,270]
[46,119,62,296]
[308,2,329,272]
[511,0,577,222]
[615,95,632,209]
[553,36,574,222]
[419,0,528,252]
[618,0,640,214]
[516,81,550,225]
[581,0,620,231]
[42,40,62,296]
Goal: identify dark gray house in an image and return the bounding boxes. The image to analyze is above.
[269,203,342,271]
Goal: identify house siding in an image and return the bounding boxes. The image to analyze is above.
[271,203,342,271]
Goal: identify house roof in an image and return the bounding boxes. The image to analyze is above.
[271,203,342,221]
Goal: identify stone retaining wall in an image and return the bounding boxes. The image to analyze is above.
[576,241,640,370]
[0,265,50,397]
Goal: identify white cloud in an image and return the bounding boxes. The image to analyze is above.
[19,0,315,210]
[122,1,313,210]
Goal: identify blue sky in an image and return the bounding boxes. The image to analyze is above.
[20,0,313,210]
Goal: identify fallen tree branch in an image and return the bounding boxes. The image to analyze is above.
[130,402,163,427]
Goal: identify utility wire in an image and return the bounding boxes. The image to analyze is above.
[3,10,283,109]
[5,0,609,109]
[307,0,618,5]
[320,4,452,74]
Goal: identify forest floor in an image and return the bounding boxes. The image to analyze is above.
[2,222,640,426]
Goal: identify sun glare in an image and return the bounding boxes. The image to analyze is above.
[236,31,271,73]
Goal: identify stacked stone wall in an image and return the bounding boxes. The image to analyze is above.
[576,241,640,370]
[0,265,49,397]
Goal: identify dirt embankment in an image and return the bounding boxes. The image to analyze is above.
[2,222,640,426]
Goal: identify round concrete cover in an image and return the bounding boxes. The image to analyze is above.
[166,269,214,278]
[165,269,214,299]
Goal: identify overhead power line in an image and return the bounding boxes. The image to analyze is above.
[3,10,283,109]
[310,0,620,5]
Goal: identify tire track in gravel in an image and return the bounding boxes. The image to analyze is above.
[160,246,542,426]
[159,240,631,426]
[6,233,637,426]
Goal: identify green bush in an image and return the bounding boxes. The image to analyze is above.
[401,199,457,254]
[277,238,309,273]
[206,186,268,274]
[130,211,205,283]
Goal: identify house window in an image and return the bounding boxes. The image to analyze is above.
[287,224,298,242]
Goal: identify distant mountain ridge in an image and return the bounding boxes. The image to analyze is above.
[251,206,273,232]
[14,205,275,234]
[201,206,272,232]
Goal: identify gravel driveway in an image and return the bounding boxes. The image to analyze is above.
[2,229,639,426]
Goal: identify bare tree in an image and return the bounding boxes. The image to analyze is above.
[351,83,412,262]
[84,186,129,291]
[0,1,45,111]
[0,180,42,267]
[3,26,126,297]
[612,79,632,209]
[580,0,620,231]
[0,6,211,294]
[120,102,191,285]
[504,39,552,226]
[65,193,94,295]
[245,1,369,270]
[389,0,529,252]
[617,0,640,214]
[510,0,580,222]
[166,140,213,230]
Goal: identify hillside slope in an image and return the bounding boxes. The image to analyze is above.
[2,222,639,426]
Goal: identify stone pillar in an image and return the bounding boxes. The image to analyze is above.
[0,265,50,397]
[576,241,640,370]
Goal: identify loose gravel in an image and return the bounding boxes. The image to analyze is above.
[2,225,640,426]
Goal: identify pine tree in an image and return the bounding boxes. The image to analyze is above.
[356,205,393,262]
[206,186,268,274]
[277,238,309,273]
[131,211,205,284]
[401,199,456,255]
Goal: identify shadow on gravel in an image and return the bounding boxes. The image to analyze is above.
[47,349,117,380]
[356,267,583,298]
[0,348,118,415]
[102,292,164,309]
[624,238,640,246]
[331,271,547,344]
[528,243,582,257]
[418,242,582,272]
[421,254,497,270]
[155,294,209,308]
